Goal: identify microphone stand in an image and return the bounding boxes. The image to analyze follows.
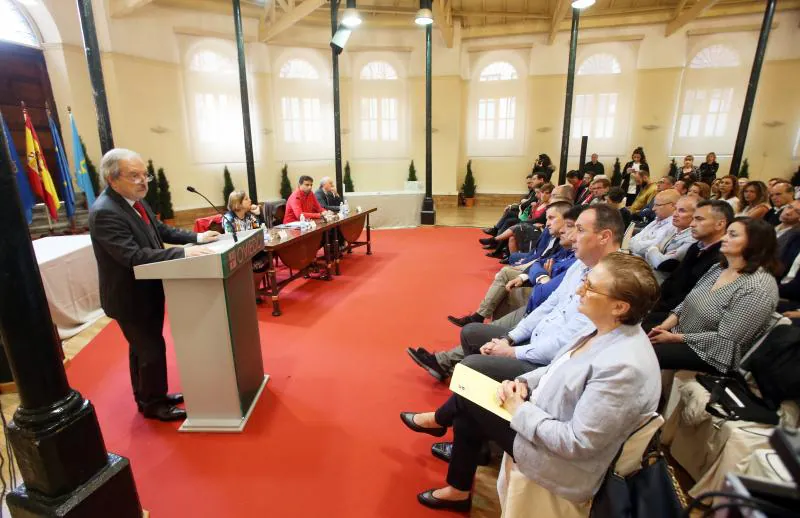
[187,186,237,242]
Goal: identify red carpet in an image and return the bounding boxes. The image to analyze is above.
[65,227,500,517]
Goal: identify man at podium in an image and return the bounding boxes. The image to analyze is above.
[89,148,219,422]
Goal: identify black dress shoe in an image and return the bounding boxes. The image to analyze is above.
[431,441,491,465]
[399,412,447,437]
[164,393,184,405]
[482,227,497,236]
[478,237,496,246]
[447,313,484,328]
[406,347,448,382]
[142,404,187,422]
[417,490,471,512]
[499,256,510,265]
[486,249,505,258]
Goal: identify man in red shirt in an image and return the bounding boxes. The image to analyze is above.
[284,175,327,223]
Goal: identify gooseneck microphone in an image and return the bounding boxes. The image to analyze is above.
[187,185,237,242]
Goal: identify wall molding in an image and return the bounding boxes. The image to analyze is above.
[686,22,779,37]
[577,34,646,45]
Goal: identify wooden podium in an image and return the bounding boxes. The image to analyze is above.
[134,229,268,432]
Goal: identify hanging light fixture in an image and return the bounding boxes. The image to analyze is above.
[342,0,362,28]
[415,0,433,25]
[570,0,596,8]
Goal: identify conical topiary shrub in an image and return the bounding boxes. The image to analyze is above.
[668,157,678,179]
[145,159,160,214]
[738,158,750,178]
[611,157,621,186]
[157,168,174,221]
[344,161,354,192]
[279,164,292,200]
[461,160,477,207]
[222,165,235,205]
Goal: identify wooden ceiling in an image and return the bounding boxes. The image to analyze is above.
[110,0,798,47]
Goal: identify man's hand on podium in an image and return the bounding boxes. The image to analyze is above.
[185,245,215,258]
[197,231,220,243]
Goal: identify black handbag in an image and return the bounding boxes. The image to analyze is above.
[590,430,687,518]
[696,374,779,426]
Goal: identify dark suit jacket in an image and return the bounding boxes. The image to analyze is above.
[315,188,341,212]
[653,241,722,313]
[89,187,197,322]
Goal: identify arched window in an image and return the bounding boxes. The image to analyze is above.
[184,43,248,164]
[273,52,333,161]
[279,59,319,79]
[571,51,630,154]
[468,59,526,156]
[689,44,741,69]
[360,61,398,80]
[479,62,518,82]
[672,43,747,156]
[0,0,39,47]
[577,54,621,76]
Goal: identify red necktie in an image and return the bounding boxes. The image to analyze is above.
[133,201,151,225]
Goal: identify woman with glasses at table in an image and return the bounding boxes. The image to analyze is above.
[399,253,661,516]
[224,190,269,304]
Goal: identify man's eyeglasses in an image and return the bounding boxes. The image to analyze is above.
[121,174,154,185]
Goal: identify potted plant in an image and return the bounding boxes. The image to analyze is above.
[223,165,235,205]
[145,159,160,215]
[611,157,621,186]
[157,168,175,225]
[668,157,678,179]
[344,161,355,192]
[279,164,292,200]
[405,160,421,191]
[461,160,477,207]
[738,158,750,178]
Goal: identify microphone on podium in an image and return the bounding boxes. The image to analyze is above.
[186,185,237,242]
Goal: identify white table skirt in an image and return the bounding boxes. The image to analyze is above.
[343,191,424,229]
[32,235,105,339]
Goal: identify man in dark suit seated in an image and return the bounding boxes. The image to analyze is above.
[89,148,220,422]
[315,176,342,212]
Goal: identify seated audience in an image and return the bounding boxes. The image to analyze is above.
[628,190,679,256]
[710,179,722,199]
[400,252,661,514]
[284,175,327,223]
[777,200,800,300]
[582,153,604,177]
[606,187,632,228]
[483,184,554,261]
[621,147,649,206]
[630,169,658,214]
[792,167,800,200]
[566,170,587,204]
[482,174,544,236]
[718,175,741,213]
[584,177,610,205]
[644,196,698,283]
[698,152,719,185]
[674,180,689,196]
[406,205,622,381]
[738,177,749,190]
[737,181,770,218]
[637,175,675,222]
[447,203,575,328]
[766,180,794,226]
[315,176,342,212]
[224,190,269,303]
[649,217,781,374]
[551,184,574,203]
[643,200,732,330]
[688,182,711,200]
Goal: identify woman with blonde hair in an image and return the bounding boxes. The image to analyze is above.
[401,252,661,515]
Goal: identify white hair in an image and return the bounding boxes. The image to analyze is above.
[319,176,332,189]
[100,148,142,182]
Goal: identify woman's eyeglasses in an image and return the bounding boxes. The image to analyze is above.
[579,276,615,298]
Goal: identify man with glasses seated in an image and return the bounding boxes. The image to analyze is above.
[89,149,220,422]
[628,190,679,257]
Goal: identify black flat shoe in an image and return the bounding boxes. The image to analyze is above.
[399,412,446,437]
[405,347,448,382]
[417,490,471,512]
[486,249,505,258]
[478,237,496,246]
[137,393,184,412]
[447,313,483,328]
[431,441,491,465]
[482,227,496,236]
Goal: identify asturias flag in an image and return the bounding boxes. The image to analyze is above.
[0,110,35,223]
[70,111,95,207]
[24,108,60,220]
[48,110,75,219]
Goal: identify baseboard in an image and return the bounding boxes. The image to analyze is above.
[433,194,522,208]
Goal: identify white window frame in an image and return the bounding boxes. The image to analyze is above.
[0,0,39,48]
[351,57,408,159]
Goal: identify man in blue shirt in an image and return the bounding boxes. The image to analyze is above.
[407,205,624,382]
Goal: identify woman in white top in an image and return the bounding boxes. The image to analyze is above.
[399,253,661,514]
[737,180,770,219]
[718,175,741,213]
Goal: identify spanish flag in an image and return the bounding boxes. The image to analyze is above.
[24,108,60,220]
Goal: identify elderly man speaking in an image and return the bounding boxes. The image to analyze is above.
[89,148,219,421]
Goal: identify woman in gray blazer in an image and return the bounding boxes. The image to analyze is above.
[401,252,662,513]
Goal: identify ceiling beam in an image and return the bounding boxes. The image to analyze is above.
[455,9,549,19]
[548,0,570,45]
[111,0,156,17]
[156,0,264,18]
[261,0,326,41]
[432,0,455,48]
[672,0,689,18]
[665,0,721,37]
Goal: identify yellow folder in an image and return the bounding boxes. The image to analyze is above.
[449,363,513,422]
